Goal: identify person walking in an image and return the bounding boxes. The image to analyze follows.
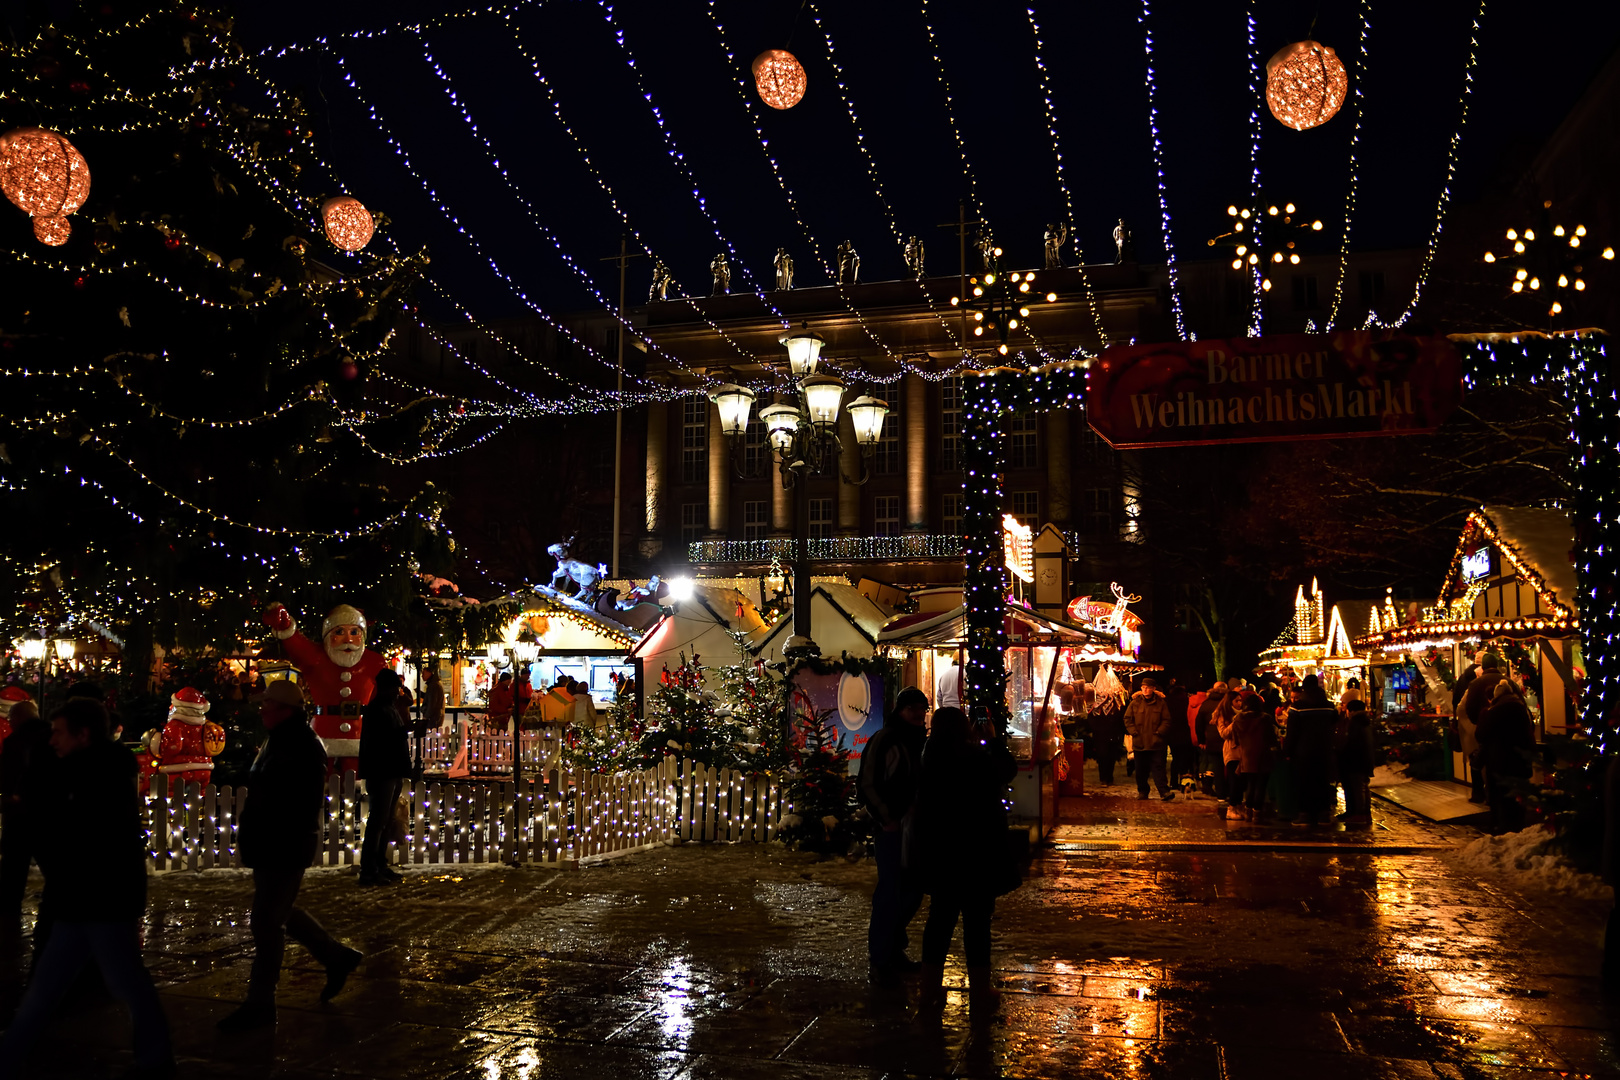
[1459,655,1506,804]
[1285,675,1339,827]
[1122,678,1176,801]
[217,681,364,1033]
[1229,695,1276,821]
[358,669,412,887]
[857,685,928,985]
[1474,680,1536,834]
[909,707,1019,1014]
[0,700,48,914]
[0,700,175,1078]
[1337,699,1376,825]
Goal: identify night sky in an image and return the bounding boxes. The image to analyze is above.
[232,1,1620,334]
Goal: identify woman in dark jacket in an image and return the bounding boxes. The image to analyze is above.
[908,707,1018,1013]
[1284,676,1339,827]
[1474,680,1536,834]
[357,669,411,886]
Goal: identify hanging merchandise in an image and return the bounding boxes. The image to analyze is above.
[1091,664,1128,714]
[752,49,807,110]
[0,127,91,245]
[321,195,375,251]
[1265,40,1348,131]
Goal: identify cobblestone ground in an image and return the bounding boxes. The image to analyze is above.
[1,793,1616,1080]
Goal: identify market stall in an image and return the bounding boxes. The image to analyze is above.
[1257,578,1376,700]
[1354,505,1581,739]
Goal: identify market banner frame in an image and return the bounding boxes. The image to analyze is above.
[957,331,1614,749]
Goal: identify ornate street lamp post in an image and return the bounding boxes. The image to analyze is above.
[709,326,888,658]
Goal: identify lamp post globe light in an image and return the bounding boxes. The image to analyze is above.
[714,328,888,658]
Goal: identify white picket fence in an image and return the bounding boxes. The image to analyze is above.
[418,724,566,777]
[142,758,785,872]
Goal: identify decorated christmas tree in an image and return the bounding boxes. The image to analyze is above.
[0,3,467,668]
[776,702,859,855]
[562,674,642,774]
[706,630,788,776]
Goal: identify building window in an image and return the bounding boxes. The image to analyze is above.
[1011,491,1038,530]
[942,493,963,534]
[1008,413,1039,470]
[1292,274,1319,310]
[1082,488,1113,537]
[681,401,707,484]
[940,377,961,472]
[1359,269,1385,307]
[743,417,767,475]
[809,498,834,539]
[680,502,705,544]
[1079,422,1115,467]
[873,495,900,536]
[743,500,769,541]
[873,384,901,475]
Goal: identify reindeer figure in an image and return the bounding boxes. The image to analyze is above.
[1106,582,1141,631]
[547,538,605,597]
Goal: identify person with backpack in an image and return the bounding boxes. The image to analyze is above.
[857,685,929,986]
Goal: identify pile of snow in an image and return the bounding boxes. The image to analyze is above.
[1448,826,1612,900]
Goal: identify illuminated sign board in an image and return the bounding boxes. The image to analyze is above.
[1002,514,1034,582]
[1461,547,1492,581]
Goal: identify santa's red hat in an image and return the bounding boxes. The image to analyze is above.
[321,604,367,639]
[0,686,32,718]
[168,687,211,725]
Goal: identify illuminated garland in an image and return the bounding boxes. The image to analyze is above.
[1391,0,1486,327]
[1138,0,1188,340]
[1325,0,1371,329]
[1243,0,1266,337]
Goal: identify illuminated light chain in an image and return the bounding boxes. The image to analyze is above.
[502,8,773,379]
[417,27,754,373]
[254,2,504,57]
[331,52,632,392]
[1392,0,1487,327]
[1138,0,1188,340]
[1325,0,1371,330]
[805,2,1060,367]
[917,0,978,212]
[1022,6,1106,352]
[696,1,937,370]
[1244,0,1265,337]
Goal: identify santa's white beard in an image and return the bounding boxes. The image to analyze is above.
[326,643,364,669]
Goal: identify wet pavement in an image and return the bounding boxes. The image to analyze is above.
[2,795,1616,1080]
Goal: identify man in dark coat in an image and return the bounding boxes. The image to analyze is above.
[0,700,50,913]
[0,699,175,1076]
[1123,678,1177,801]
[1164,677,1193,789]
[1460,656,1506,803]
[1087,700,1126,786]
[218,681,363,1033]
[1285,676,1339,826]
[857,685,928,985]
[1473,680,1536,834]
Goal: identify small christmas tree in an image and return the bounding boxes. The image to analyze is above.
[562,675,642,774]
[777,703,858,854]
[708,630,788,776]
[637,653,729,767]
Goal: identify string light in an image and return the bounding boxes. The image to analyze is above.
[1138,0,1188,340]
[1326,0,1371,329]
[1023,6,1107,351]
[1392,0,1487,326]
[1244,1,1265,337]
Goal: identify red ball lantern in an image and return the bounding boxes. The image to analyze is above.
[1265,40,1348,131]
[321,195,374,252]
[0,127,91,246]
[752,49,807,111]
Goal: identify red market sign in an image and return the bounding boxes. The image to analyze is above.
[1085,331,1462,449]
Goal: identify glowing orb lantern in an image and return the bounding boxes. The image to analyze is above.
[321,195,374,252]
[0,127,91,246]
[752,49,807,110]
[1265,40,1348,131]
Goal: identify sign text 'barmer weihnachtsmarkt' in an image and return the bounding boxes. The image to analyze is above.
[1084,331,1463,449]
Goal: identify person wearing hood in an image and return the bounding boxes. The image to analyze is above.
[1123,678,1177,801]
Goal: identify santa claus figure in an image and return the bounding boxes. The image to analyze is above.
[0,685,34,748]
[263,602,385,775]
[157,687,227,789]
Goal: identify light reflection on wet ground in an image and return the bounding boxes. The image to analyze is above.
[1,806,1615,1080]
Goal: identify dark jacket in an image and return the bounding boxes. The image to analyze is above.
[1338,711,1376,778]
[1,716,53,814]
[1230,709,1276,773]
[1193,690,1226,748]
[358,695,413,782]
[1123,690,1174,751]
[1164,687,1192,749]
[1284,704,1339,769]
[857,721,925,830]
[1475,694,1536,779]
[907,733,1018,896]
[37,740,146,922]
[238,716,330,870]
